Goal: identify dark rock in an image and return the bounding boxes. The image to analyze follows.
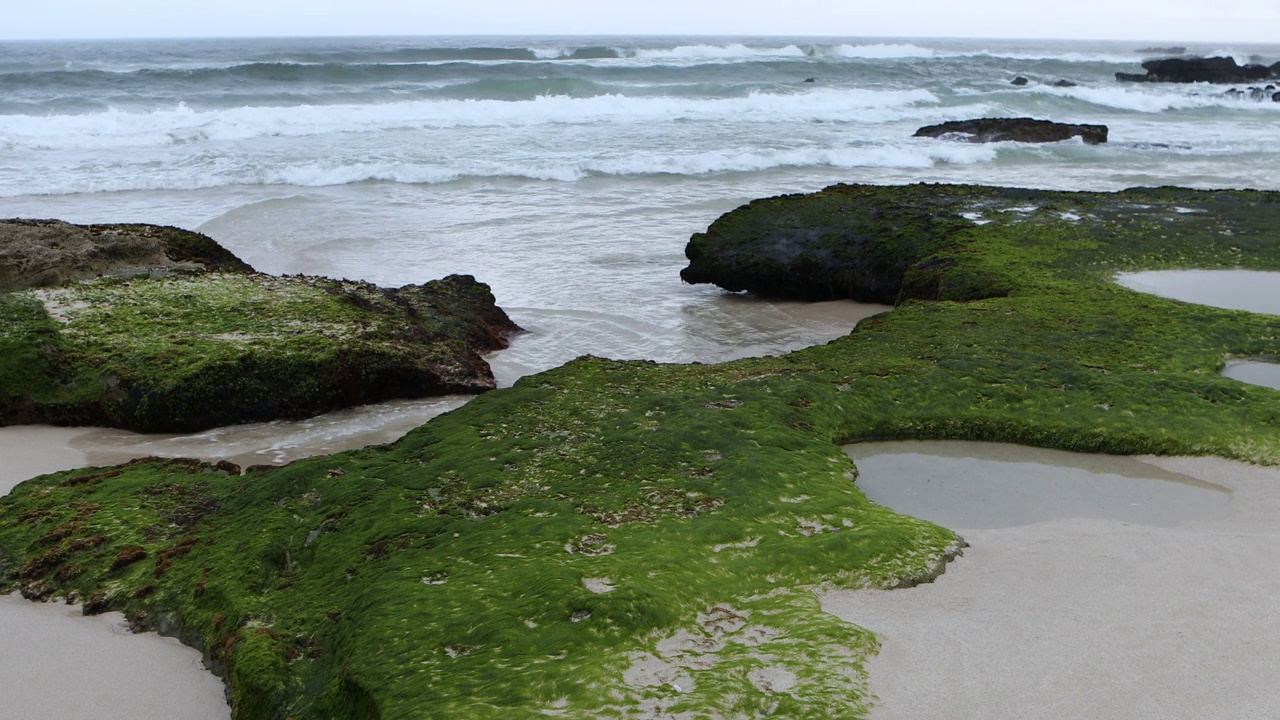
[111,545,148,569]
[1274,92,1280,102]
[681,183,1016,303]
[803,77,816,83]
[20,579,54,601]
[1052,79,1077,87]
[1117,56,1279,84]
[913,117,1108,145]
[82,590,110,616]
[1011,76,1029,86]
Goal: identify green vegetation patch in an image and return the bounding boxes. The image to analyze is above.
[3,184,1280,718]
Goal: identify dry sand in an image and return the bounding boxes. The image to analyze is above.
[824,453,1280,719]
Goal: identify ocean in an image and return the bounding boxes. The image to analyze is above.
[2,34,1280,460]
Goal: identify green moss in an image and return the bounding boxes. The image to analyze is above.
[3,184,1280,718]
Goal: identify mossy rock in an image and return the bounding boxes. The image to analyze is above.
[0,221,520,432]
[4,184,1280,718]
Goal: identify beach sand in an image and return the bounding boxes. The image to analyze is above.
[0,594,230,720]
[823,455,1280,719]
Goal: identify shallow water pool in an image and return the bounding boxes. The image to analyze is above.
[1114,269,1280,315]
[844,440,1230,529]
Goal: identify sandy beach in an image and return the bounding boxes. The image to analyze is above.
[824,454,1280,719]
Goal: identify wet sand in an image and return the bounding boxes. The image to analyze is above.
[825,447,1280,719]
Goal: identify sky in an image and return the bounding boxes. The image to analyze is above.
[4,0,1280,42]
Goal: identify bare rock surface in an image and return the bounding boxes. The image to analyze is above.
[914,117,1108,145]
[0,219,252,292]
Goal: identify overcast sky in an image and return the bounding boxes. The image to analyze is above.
[5,0,1280,42]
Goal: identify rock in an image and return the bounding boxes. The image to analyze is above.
[1011,76,1029,86]
[0,219,252,293]
[1052,79,1077,87]
[1136,46,1186,55]
[111,545,147,570]
[913,117,1108,145]
[1274,91,1280,102]
[0,221,522,432]
[803,77,816,83]
[82,590,110,616]
[1116,56,1279,83]
[681,184,1011,303]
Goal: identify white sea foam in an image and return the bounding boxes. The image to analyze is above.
[0,140,998,197]
[0,89,940,151]
[824,44,939,59]
[1032,85,1280,113]
[632,44,808,60]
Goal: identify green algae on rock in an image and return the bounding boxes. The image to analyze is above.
[4,184,1280,719]
[0,220,520,432]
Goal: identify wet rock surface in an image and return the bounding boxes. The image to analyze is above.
[913,117,1108,145]
[1116,56,1280,83]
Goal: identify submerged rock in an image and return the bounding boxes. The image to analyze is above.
[1011,76,1029,86]
[913,117,1108,145]
[0,220,520,432]
[1116,56,1280,83]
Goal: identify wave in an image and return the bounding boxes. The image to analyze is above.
[283,47,542,64]
[631,43,809,60]
[1029,85,1280,113]
[0,88,940,150]
[0,142,998,197]
[822,44,939,59]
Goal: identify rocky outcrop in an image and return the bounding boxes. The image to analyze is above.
[0,219,253,292]
[913,117,1108,145]
[0,221,521,432]
[1116,56,1280,83]
[681,183,1024,303]
[1221,85,1280,102]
